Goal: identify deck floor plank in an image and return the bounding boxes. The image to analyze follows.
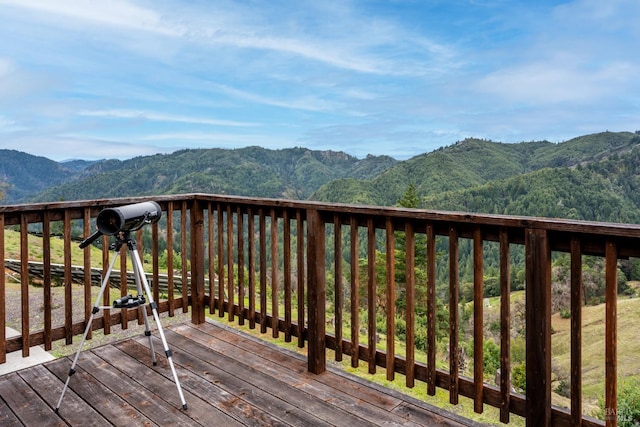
[171,324,426,427]
[92,343,245,427]
[46,356,160,426]
[179,322,471,427]
[145,331,375,427]
[184,322,407,410]
[0,320,476,426]
[67,350,195,426]
[18,364,111,427]
[118,338,322,427]
[0,372,65,427]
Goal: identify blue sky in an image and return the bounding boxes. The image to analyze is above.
[0,0,638,161]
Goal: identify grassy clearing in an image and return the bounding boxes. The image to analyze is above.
[3,229,143,272]
[551,297,640,415]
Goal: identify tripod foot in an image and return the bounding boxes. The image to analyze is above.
[183,404,188,410]
[54,408,59,414]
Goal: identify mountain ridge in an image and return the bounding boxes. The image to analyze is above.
[4,131,640,224]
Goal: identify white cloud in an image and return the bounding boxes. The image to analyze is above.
[210,84,340,113]
[0,115,18,130]
[78,109,259,127]
[0,0,182,36]
[476,61,637,105]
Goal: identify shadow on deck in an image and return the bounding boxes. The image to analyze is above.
[0,320,478,426]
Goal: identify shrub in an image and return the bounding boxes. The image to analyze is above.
[512,362,526,392]
[594,377,640,426]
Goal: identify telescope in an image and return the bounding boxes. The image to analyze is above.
[79,201,162,248]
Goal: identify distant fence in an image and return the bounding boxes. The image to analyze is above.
[3,259,196,294]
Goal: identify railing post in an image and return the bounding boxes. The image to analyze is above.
[525,228,551,426]
[0,213,5,364]
[190,198,206,325]
[307,209,326,374]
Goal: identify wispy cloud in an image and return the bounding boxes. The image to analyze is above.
[209,84,340,113]
[78,109,259,127]
[0,0,182,36]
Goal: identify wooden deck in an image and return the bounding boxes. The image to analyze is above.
[0,320,477,426]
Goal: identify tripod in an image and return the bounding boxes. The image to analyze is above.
[55,231,187,412]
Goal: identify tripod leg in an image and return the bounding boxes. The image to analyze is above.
[129,251,157,365]
[130,244,188,410]
[55,250,120,413]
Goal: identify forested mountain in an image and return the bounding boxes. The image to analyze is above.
[5,131,640,225]
[312,131,640,223]
[0,150,80,202]
[422,166,640,223]
[26,146,397,202]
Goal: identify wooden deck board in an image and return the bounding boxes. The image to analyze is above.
[0,320,477,426]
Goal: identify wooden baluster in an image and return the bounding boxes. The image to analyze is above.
[102,234,111,336]
[386,217,395,381]
[181,201,188,313]
[82,208,93,338]
[238,207,246,326]
[43,211,52,349]
[136,228,145,326]
[473,227,484,413]
[570,237,583,427]
[217,204,225,317]
[367,218,376,375]
[270,208,278,337]
[248,208,257,330]
[426,222,437,396]
[120,234,128,329]
[334,214,343,360]
[605,241,617,427]
[350,217,360,368]
[260,209,267,333]
[207,203,215,315]
[405,221,415,388]
[228,205,235,322]
[499,229,511,423]
[449,227,459,405]
[283,209,291,340]
[63,210,73,344]
[152,217,160,306]
[166,202,175,317]
[21,213,31,357]
[296,209,305,348]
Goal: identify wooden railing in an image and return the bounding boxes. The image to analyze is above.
[1,194,637,426]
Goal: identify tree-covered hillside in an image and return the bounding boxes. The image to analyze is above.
[8,130,640,226]
[314,138,549,205]
[0,150,79,203]
[313,131,640,223]
[422,166,640,223]
[29,146,397,202]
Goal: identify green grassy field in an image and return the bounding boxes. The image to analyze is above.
[551,296,640,414]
